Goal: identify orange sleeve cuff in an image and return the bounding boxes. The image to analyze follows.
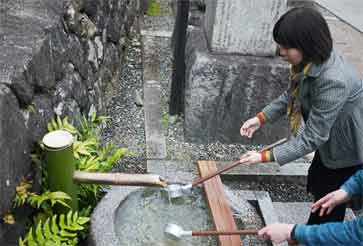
[256,112,267,124]
[261,150,274,162]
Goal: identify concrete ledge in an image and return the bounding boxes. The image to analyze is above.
[217,161,309,185]
[148,160,309,185]
[141,30,173,38]
[143,80,167,159]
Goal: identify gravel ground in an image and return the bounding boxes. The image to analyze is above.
[225,180,314,203]
[101,18,147,174]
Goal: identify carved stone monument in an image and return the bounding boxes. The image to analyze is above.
[184,0,290,144]
[204,0,287,56]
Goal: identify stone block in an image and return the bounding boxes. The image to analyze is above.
[144,80,167,159]
[204,0,287,56]
[184,27,290,144]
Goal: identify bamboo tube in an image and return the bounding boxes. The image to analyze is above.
[73,171,168,187]
[43,130,78,212]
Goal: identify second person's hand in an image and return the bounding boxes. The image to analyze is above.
[240,117,261,138]
[311,189,350,216]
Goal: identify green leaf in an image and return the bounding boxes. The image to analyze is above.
[59,214,66,229]
[59,230,77,238]
[27,228,38,246]
[47,122,53,132]
[51,215,60,234]
[19,237,26,246]
[51,118,58,131]
[35,221,45,243]
[43,218,53,239]
[77,217,90,225]
[56,116,63,128]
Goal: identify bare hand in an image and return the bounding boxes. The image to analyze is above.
[240,117,261,138]
[311,189,350,216]
[239,151,262,165]
[258,223,295,243]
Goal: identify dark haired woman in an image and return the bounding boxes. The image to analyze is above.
[239,7,363,225]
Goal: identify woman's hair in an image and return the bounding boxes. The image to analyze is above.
[273,7,333,64]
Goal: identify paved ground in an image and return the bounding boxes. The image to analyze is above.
[315,0,363,33]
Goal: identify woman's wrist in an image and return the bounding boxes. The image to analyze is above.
[261,150,275,162]
[256,112,267,124]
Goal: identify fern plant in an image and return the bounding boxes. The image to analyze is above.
[19,211,89,246]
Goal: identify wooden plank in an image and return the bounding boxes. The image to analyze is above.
[198,161,242,246]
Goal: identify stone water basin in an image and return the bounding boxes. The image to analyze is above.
[89,185,266,246]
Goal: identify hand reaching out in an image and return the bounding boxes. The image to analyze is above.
[311,189,350,216]
[240,117,261,138]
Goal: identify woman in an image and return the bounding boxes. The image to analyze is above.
[240,7,363,225]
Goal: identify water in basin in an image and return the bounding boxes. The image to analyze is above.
[114,187,218,245]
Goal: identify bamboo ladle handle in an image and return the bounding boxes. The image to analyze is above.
[192,229,258,236]
[191,229,298,245]
[192,138,288,186]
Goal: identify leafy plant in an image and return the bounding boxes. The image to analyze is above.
[47,116,78,135]
[27,192,71,210]
[78,112,110,141]
[15,113,127,245]
[19,211,89,246]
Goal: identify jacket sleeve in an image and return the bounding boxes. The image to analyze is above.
[294,218,363,245]
[273,78,350,165]
[341,170,363,197]
[261,90,289,124]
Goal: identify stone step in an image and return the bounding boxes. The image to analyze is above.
[148,159,309,185]
[144,80,167,159]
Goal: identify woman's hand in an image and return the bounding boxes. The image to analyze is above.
[311,189,350,216]
[240,117,261,138]
[239,151,262,165]
[258,223,295,243]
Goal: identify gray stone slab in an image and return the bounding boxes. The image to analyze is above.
[216,162,309,176]
[185,26,290,145]
[144,80,167,159]
[148,160,309,185]
[315,0,363,33]
[147,159,198,183]
[274,202,356,225]
[141,30,173,38]
[217,162,309,185]
[204,0,287,56]
[255,191,288,246]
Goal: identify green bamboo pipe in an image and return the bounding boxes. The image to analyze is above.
[43,130,79,212]
[42,130,168,212]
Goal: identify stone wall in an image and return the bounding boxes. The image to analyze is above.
[0,0,139,244]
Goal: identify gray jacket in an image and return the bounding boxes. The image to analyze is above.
[262,50,363,169]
